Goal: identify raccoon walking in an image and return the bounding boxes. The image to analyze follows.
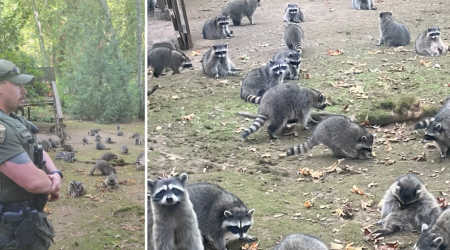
[148,174,204,250]
[48,138,57,148]
[415,27,448,56]
[272,49,301,80]
[242,84,326,139]
[40,139,54,152]
[287,115,373,159]
[202,44,241,79]
[415,209,450,250]
[414,96,450,158]
[352,0,376,10]
[283,24,304,51]
[240,59,288,104]
[274,234,329,250]
[104,173,119,189]
[284,4,304,23]
[203,15,233,39]
[148,47,193,77]
[377,12,410,46]
[222,0,261,26]
[89,160,116,176]
[373,174,442,238]
[187,182,256,250]
[68,180,86,198]
[100,152,118,161]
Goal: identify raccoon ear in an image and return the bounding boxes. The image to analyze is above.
[147,180,155,190]
[435,123,442,131]
[433,237,444,247]
[416,189,422,195]
[269,59,274,64]
[288,53,293,57]
[361,136,368,143]
[212,44,217,49]
[428,27,432,32]
[395,185,401,192]
[224,43,228,48]
[421,223,429,232]
[224,210,233,218]
[247,209,255,216]
[318,94,324,102]
[178,173,188,184]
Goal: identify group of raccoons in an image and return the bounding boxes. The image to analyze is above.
[148,0,450,249]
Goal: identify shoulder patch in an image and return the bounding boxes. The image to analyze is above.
[0,124,6,144]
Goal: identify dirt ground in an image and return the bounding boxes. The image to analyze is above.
[34,120,145,249]
[148,0,450,249]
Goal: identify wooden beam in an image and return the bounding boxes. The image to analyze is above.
[179,0,193,49]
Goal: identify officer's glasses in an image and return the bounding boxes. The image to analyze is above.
[0,66,20,78]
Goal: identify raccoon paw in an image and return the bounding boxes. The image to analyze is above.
[440,153,447,158]
[215,74,220,79]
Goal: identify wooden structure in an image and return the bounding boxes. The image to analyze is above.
[155,0,193,50]
[21,67,65,140]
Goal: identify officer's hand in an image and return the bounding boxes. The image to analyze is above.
[48,191,60,202]
[46,174,61,195]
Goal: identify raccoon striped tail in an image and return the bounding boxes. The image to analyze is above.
[293,43,303,52]
[287,138,315,156]
[242,114,268,138]
[414,119,431,130]
[242,93,261,104]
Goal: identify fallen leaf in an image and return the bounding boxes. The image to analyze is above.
[375,241,399,250]
[304,200,313,208]
[260,153,271,158]
[343,105,349,113]
[299,168,311,176]
[351,185,364,195]
[310,170,324,179]
[258,43,269,47]
[182,113,195,121]
[413,152,427,162]
[330,242,344,250]
[437,197,449,209]
[327,49,344,56]
[368,181,377,188]
[420,60,432,68]
[171,95,179,100]
[325,159,345,172]
[190,49,201,56]
[274,214,284,218]
[368,50,384,54]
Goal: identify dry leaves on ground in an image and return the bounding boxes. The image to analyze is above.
[327,49,344,56]
[190,49,201,56]
[182,113,195,121]
[241,242,259,250]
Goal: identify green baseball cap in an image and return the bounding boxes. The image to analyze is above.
[0,60,35,85]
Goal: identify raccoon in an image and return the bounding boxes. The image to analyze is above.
[187,182,256,250]
[148,174,204,250]
[242,84,326,139]
[100,152,118,162]
[49,125,55,133]
[88,128,101,136]
[62,144,74,152]
[352,0,376,10]
[414,96,450,158]
[414,209,450,250]
[373,174,442,238]
[104,173,119,189]
[82,137,91,145]
[134,137,143,145]
[287,115,373,159]
[68,180,86,198]
[274,234,329,250]
[48,138,57,148]
[55,151,75,163]
[116,124,120,131]
[272,49,301,80]
[62,131,71,140]
[105,137,116,144]
[202,44,241,79]
[152,41,176,50]
[95,138,111,150]
[415,27,448,56]
[117,131,124,136]
[40,139,54,152]
[283,24,304,51]
[95,133,102,140]
[283,4,304,23]
[377,12,410,46]
[148,47,193,77]
[240,59,288,104]
[203,14,233,39]
[121,145,129,154]
[129,132,140,139]
[89,160,116,176]
[136,152,145,170]
[222,0,261,26]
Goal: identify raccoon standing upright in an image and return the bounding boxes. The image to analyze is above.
[148,173,204,250]
[352,0,376,10]
[373,174,442,238]
[203,15,233,39]
[274,234,329,250]
[202,44,240,79]
[242,84,327,139]
[283,24,304,51]
[414,96,450,158]
[415,27,447,56]
[148,47,193,77]
[415,209,450,250]
[222,0,261,26]
[272,49,301,80]
[287,115,374,159]
[377,12,410,46]
[284,4,304,23]
[187,182,256,250]
[240,59,288,104]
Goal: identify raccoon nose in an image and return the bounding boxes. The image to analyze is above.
[166,197,173,203]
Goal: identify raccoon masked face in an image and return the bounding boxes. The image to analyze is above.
[427,27,441,40]
[415,226,444,250]
[148,173,188,206]
[181,56,193,69]
[313,92,327,110]
[217,15,230,27]
[379,12,393,19]
[356,133,374,152]
[393,182,422,208]
[213,44,228,58]
[269,60,288,76]
[423,122,444,143]
[222,208,255,240]
[287,53,301,67]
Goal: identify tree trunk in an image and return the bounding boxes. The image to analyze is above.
[31,0,49,67]
[98,0,116,38]
[135,0,144,120]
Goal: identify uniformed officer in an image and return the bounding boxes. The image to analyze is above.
[0,60,62,249]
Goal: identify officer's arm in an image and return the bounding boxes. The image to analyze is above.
[43,151,58,174]
[0,152,52,194]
